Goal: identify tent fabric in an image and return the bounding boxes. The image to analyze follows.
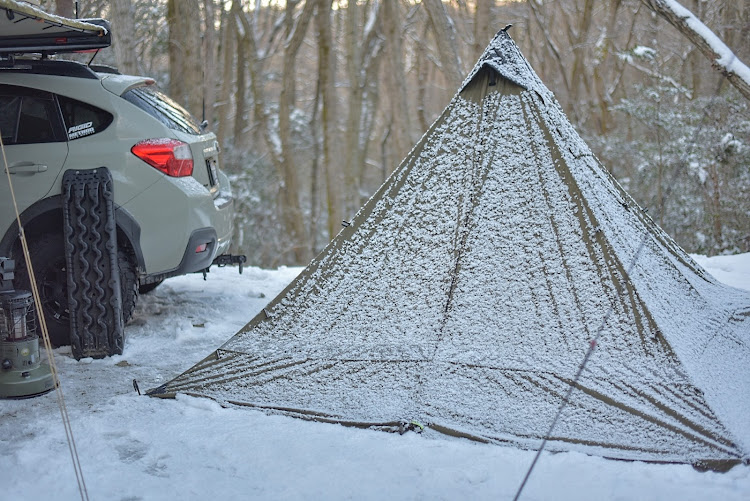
[150,31,750,469]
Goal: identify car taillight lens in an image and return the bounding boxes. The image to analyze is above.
[131,139,194,177]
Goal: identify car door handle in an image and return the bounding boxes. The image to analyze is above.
[6,162,49,174]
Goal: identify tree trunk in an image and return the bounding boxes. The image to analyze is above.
[423,0,463,90]
[203,0,218,129]
[381,0,414,171]
[167,0,203,119]
[110,0,137,75]
[342,1,384,215]
[277,0,316,263]
[217,7,236,152]
[342,0,362,219]
[55,0,74,18]
[473,0,492,60]
[316,0,341,241]
[234,26,249,151]
[707,162,723,250]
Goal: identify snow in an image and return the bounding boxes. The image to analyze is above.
[2,26,749,501]
[662,0,750,86]
[632,45,656,59]
[151,32,750,465]
[0,0,108,35]
[0,259,749,500]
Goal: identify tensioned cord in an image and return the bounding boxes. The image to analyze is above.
[0,131,90,501]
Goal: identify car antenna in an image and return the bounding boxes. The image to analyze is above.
[75,0,79,19]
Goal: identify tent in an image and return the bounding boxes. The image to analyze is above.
[150,30,750,470]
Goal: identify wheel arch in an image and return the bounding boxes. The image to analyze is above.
[0,195,145,274]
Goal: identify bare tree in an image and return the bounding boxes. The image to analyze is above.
[167,0,203,119]
[342,1,384,215]
[381,0,416,172]
[216,6,236,152]
[473,0,492,60]
[202,0,219,130]
[110,0,137,75]
[315,0,341,241]
[55,0,74,18]
[641,0,750,101]
[423,0,463,90]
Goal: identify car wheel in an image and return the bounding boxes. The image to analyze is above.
[14,233,69,346]
[14,233,139,347]
[138,279,163,295]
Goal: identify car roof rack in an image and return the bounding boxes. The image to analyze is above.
[89,64,121,75]
[0,0,111,55]
[0,57,99,79]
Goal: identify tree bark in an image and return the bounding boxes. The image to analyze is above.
[641,0,750,101]
[203,0,218,129]
[233,26,248,150]
[316,0,341,241]
[381,0,414,171]
[277,0,316,262]
[342,1,384,215]
[110,0,137,75]
[55,0,74,18]
[217,6,236,151]
[167,0,203,119]
[473,0,492,60]
[423,0,463,90]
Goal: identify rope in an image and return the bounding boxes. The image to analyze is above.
[0,132,90,501]
[512,74,727,500]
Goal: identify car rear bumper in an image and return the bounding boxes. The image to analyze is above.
[140,226,229,284]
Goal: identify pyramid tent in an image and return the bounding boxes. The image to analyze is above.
[150,31,750,469]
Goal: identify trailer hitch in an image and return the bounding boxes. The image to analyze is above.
[212,254,247,273]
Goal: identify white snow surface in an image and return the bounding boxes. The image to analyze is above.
[0,260,748,501]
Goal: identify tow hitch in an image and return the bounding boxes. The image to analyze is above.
[202,254,247,279]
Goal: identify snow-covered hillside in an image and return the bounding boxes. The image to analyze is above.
[1,256,748,500]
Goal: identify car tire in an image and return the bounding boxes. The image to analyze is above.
[120,248,139,324]
[15,233,69,347]
[138,279,163,295]
[14,233,138,347]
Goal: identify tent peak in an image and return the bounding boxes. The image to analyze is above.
[462,28,551,102]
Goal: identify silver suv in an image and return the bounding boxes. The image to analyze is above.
[0,59,237,350]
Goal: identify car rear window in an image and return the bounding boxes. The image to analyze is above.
[121,86,202,135]
[58,95,113,140]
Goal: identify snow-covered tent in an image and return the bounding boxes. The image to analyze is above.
[150,30,750,470]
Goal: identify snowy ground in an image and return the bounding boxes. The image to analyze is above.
[1,255,749,501]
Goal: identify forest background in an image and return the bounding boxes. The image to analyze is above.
[44,0,750,266]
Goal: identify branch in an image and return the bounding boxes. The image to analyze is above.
[641,0,750,101]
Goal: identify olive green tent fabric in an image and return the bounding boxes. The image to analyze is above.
[150,31,750,469]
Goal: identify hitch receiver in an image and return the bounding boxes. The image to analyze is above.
[211,254,247,274]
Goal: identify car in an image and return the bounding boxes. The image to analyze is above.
[0,13,241,354]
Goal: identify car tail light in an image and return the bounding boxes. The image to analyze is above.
[131,139,194,177]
